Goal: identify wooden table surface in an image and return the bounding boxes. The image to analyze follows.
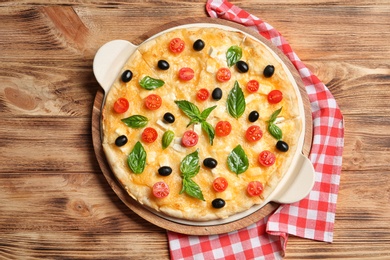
[1,0,389,259]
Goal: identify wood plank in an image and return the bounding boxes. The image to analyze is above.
[0,5,389,62]
[286,235,390,259]
[0,117,100,173]
[342,115,390,171]
[255,5,390,61]
[0,7,96,61]
[0,232,169,259]
[1,0,390,6]
[0,173,166,232]
[306,61,390,116]
[0,59,100,117]
[0,172,169,258]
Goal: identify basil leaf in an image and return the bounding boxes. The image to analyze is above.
[268,107,283,124]
[227,81,246,119]
[162,130,174,149]
[226,45,242,67]
[268,123,283,140]
[179,150,204,200]
[180,149,200,178]
[180,177,205,201]
[175,101,217,146]
[200,105,217,120]
[267,107,283,139]
[127,141,146,174]
[227,145,249,175]
[174,100,202,121]
[121,115,148,129]
[139,76,165,90]
[201,121,215,145]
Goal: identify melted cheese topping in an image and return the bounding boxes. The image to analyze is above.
[102,27,302,221]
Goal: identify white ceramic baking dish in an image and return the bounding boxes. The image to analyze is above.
[93,22,315,226]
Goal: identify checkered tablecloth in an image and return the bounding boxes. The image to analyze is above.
[168,0,344,259]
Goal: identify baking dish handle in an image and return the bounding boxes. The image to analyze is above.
[272,154,315,204]
[93,40,138,94]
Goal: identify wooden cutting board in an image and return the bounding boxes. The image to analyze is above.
[91,18,312,235]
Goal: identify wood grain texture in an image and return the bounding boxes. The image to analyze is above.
[1,0,389,259]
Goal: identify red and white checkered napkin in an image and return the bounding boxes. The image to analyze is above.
[168,0,344,258]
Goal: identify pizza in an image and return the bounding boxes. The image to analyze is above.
[101,26,303,221]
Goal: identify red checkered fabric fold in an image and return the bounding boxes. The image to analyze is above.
[168,0,344,258]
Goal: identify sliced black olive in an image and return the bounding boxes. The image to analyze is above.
[276,140,289,152]
[158,166,172,176]
[157,60,170,70]
[115,135,128,147]
[121,70,133,82]
[211,87,223,100]
[248,111,259,122]
[236,60,249,73]
[263,65,275,78]
[203,158,218,169]
[163,112,175,123]
[212,198,226,209]
[193,39,205,51]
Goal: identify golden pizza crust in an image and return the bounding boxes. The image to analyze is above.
[101,27,302,221]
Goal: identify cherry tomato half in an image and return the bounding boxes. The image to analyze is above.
[113,97,129,113]
[152,181,170,198]
[267,90,283,104]
[247,181,264,197]
[212,177,228,192]
[141,127,158,143]
[216,68,231,82]
[144,94,162,110]
[215,121,232,137]
[196,88,210,101]
[181,130,198,147]
[245,125,263,142]
[169,38,185,53]
[258,150,276,167]
[246,80,259,93]
[179,67,194,81]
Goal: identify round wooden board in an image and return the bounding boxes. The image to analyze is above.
[91,18,313,235]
